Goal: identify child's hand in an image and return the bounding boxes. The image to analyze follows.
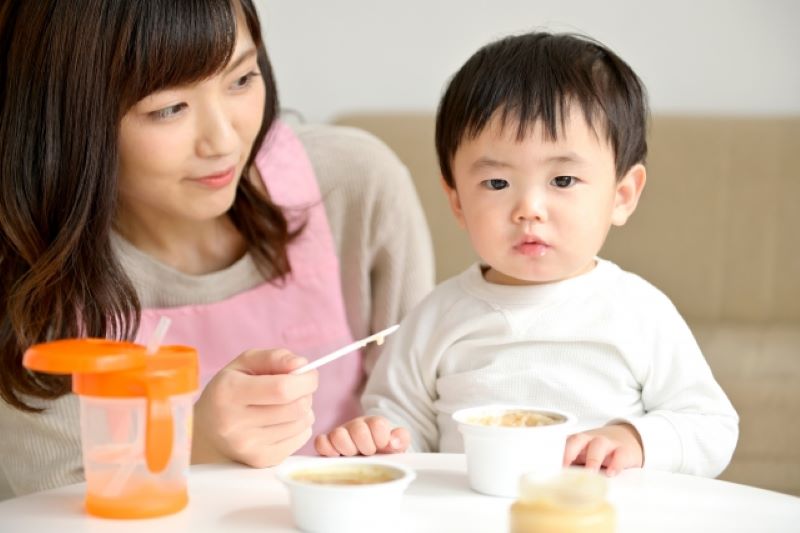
[314,416,411,457]
[563,423,643,476]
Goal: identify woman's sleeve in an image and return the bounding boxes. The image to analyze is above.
[297,124,435,374]
[0,395,83,497]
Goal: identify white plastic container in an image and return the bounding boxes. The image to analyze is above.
[276,458,416,533]
[452,405,576,497]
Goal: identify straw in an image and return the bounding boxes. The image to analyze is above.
[105,316,172,496]
[146,316,172,355]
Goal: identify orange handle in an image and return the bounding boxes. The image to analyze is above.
[145,383,173,473]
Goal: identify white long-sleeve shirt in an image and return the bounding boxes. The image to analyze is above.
[362,259,739,477]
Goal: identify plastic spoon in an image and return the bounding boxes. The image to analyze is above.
[290,324,400,375]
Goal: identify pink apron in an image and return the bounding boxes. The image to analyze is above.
[134,121,362,454]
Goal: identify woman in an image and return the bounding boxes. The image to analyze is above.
[0,0,433,496]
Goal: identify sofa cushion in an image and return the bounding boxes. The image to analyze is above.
[691,321,800,495]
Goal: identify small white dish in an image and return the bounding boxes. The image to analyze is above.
[276,457,416,533]
[452,404,576,497]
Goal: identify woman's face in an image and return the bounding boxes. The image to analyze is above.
[116,20,266,226]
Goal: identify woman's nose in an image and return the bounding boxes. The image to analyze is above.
[196,104,238,158]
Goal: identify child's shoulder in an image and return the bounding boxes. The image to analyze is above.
[417,265,479,309]
[403,263,488,319]
[390,265,486,344]
[597,258,681,315]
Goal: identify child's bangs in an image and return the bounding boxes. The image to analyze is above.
[462,69,607,148]
[120,0,240,109]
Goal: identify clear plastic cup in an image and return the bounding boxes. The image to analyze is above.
[24,339,198,518]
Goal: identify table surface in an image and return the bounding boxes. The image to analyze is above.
[1,453,799,532]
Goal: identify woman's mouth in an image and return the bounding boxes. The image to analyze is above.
[189,166,236,189]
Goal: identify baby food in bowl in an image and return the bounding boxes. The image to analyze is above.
[277,458,415,533]
[453,405,576,497]
[468,409,566,428]
[290,464,404,486]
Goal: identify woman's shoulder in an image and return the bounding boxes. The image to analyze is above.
[292,122,401,159]
[291,122,412,194]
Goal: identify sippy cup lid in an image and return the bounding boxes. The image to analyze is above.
[23,338,148,374]
[23,338,198,397]
[72,344,198,397]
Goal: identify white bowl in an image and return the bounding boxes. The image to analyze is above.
[276,458,416,533]
[452,404,576,497]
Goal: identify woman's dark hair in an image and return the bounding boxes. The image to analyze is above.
[435,31,649,187]
[0,0,296,410]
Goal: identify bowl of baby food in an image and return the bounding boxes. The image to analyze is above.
[452,405,576,497]
[276,458,416,533]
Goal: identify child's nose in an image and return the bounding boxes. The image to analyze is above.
[512,192,547,223]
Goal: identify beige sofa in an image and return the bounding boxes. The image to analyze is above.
[335,113,800,496]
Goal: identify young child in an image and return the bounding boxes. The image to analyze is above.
[315,32,738,477]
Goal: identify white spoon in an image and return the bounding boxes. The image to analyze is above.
[289,324,400,375]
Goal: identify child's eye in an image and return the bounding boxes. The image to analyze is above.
[482,178,509,191]
[232,71,260,90]
[551,176,577,188]
[149,103,187,121]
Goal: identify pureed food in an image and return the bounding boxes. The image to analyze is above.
[467,409,566,428]
[291,464,403,486]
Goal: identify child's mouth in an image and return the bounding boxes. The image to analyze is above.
[514,239,550,257]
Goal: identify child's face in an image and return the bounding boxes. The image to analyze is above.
[445,106,645,285]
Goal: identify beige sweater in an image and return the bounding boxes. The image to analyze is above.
[0,123,435,498]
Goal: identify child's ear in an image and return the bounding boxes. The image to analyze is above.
[611,163,646,226]
[441,176,467,229]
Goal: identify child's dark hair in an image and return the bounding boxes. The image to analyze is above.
[435,31,648,186]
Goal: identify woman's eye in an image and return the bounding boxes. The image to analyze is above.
[551,175,577,188]
[482,178,509,191]
[149,103,187,121]
[232,71,260,90]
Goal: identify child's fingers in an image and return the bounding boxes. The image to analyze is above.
[603,448,623,477]
[563,433,592,466]
[604,446,635,476]
[329,426,359,456]
[346,418,379,456]
[380,427,410,454]
[582,437,617,472]
[365,417,392,450]
[314,433,340,457]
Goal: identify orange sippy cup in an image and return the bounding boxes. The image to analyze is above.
[23,338,198,519]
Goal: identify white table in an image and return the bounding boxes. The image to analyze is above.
[1,453,798,532]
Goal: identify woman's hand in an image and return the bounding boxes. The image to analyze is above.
[192,349,319,467]
[314,416,410,457]
[563,423,644,476]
